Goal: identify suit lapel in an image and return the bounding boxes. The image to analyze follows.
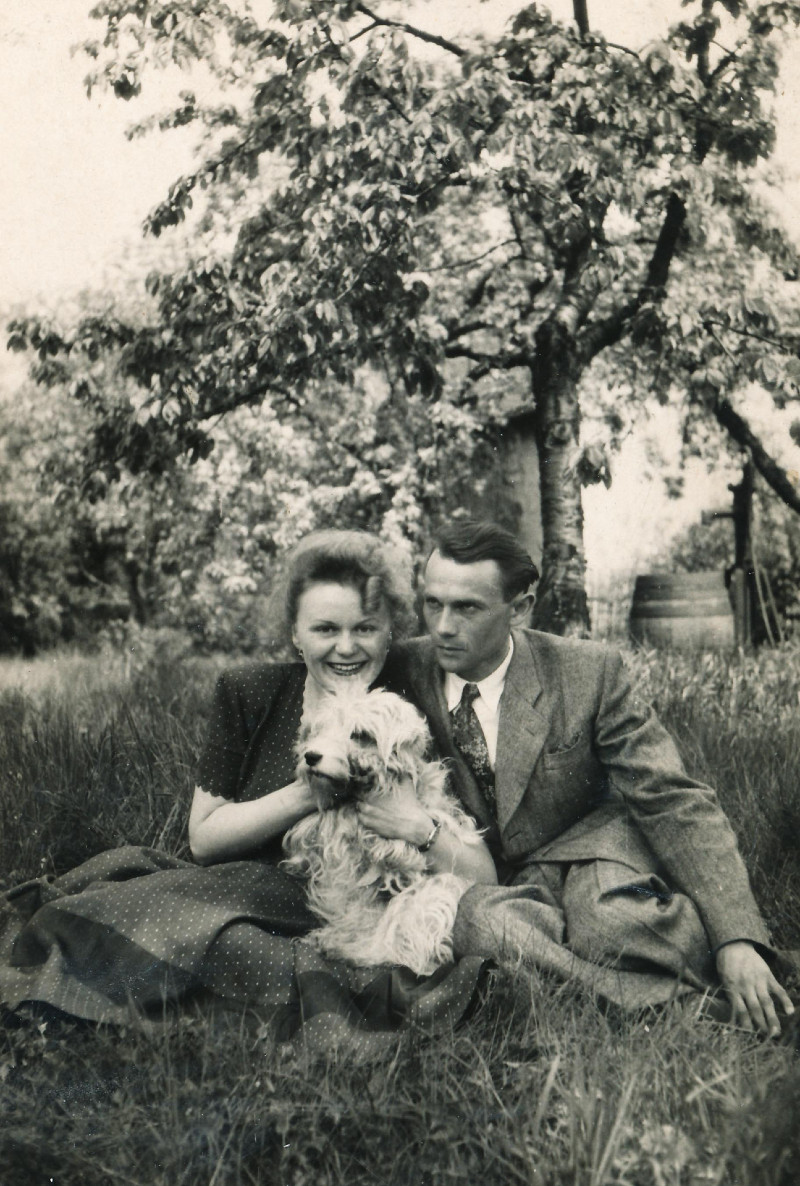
[495,630,549,831]
[402,639,496,829]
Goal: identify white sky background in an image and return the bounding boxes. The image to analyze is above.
[1,0,799,581]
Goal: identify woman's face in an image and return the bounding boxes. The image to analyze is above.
[292,582,392,695]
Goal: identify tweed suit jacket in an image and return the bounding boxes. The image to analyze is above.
[389,629,770,953]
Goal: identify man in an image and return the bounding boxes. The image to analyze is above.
[395,518,794,1035]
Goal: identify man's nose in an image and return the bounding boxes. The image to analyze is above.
[436,608,457,636]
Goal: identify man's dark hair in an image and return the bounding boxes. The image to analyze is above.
[431,519,540,601]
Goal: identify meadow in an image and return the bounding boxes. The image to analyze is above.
[0,638,799,1186]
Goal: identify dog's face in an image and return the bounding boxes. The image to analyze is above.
[297,689,431,811]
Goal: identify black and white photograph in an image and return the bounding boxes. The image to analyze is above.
[1,2,800,1183]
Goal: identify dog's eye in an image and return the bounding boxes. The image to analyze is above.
[350,729,376,747]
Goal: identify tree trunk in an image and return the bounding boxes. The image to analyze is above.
[527,326,591,636]
[493,418,543,568]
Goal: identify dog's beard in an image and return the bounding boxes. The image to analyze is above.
[308,771,362,810]
[307,758,377,811]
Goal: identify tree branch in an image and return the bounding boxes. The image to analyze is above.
[573,0,590,37]
[348,20,380,44]
[425,239,519,273]
[713,397,800,515]
[193,382,373,471]
[444,343,530,369]
[580,192,687,359]
[355,4,465,57]
[703,318,800,354]
[445,320,493,341]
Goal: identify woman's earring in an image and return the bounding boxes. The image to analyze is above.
[296,647,304,660]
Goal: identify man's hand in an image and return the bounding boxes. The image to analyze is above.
[355,777,432,847]
[716,941,795,1037]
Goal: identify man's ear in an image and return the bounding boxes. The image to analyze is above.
[509,592,535,627]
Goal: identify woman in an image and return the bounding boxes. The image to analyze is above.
[0,531,496,1044]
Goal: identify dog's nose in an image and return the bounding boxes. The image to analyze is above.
[304,751,322,768]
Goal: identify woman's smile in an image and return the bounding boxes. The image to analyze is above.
[292,582,393,694]
[326,659,369,677]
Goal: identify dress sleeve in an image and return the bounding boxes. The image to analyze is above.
[196,671,250,800]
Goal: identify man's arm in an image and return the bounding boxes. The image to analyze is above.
[594,649,792,1034]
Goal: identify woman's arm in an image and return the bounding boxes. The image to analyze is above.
[188,781,317,865]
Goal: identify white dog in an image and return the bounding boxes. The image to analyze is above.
[281,688,484,976]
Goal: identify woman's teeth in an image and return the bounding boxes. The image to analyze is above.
[328,662,365,676]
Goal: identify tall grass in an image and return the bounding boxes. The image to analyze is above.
[1,642,799,1186]
[627,645,800,949]
[0,641,231,885]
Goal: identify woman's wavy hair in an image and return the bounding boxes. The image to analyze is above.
[283,530,415,638]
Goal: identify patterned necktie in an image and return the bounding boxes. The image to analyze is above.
[450,683,496,814]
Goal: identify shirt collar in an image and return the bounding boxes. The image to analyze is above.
[444,637,514,713]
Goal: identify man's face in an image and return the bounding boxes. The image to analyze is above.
[422,551,528,682]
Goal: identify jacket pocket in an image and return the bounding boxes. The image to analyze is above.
[541,732,589,771]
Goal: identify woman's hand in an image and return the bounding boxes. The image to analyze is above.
[189,779,318,865]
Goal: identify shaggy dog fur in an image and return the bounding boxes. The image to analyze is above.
[281,688,483,975]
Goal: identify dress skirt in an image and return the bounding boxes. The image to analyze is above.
[0,847,487,1045]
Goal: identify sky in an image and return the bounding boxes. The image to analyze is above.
[1,0,799,581]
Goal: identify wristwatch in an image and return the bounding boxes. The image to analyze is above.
[418,818,441,853]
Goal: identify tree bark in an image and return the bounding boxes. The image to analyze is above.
[526,322,591,636]
[494,419,543,567]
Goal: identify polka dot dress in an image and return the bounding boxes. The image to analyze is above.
[0,663,488,1042]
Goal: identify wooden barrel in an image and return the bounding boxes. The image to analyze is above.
[629,572,735,650]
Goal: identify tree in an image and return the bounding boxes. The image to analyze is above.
[1,284,488,653]
[9,0,800,634]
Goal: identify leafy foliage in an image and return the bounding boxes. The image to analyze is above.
[8,0,800,633]
[1,288,498,652]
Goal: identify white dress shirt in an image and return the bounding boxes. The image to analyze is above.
[444,639,514,769]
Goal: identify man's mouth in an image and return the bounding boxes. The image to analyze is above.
[327,661,368,677]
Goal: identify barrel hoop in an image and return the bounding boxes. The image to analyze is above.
[631,603,731,619]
